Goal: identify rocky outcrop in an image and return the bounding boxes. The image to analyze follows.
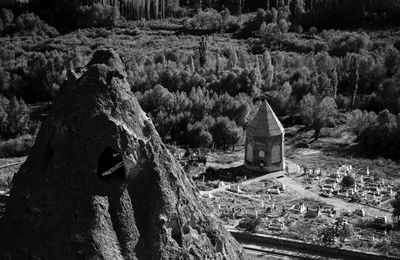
[0,49,246,260]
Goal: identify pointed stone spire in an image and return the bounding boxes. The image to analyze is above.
[0,49,246,260]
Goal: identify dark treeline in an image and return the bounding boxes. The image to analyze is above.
[291,0,400,28]
[4,0,400,29]
[187,0,400,28]
[26,0,180,29]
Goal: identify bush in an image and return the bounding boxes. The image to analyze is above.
[347,109,400,158]
[292,24,303,33]
[342,175,355,187]
[0,134,34,158]
[184,9,224,32]
[0,96,34,140]
[237,215,262,233]
[308,26,318,36]
[328,31,371,56]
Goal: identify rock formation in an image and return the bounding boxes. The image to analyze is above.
[0,49,247,260]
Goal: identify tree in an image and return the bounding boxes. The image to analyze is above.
[110,4,121,26]
[187,121,213,148]
[0,96,31,140]
[319,218,352,247]
[300,94,337,140]
[227,48,238,69]
[0,9,13,25]
[292,0,305,16]
[384,47,400,77]
[392,189,400,227]
[278,19,289,33]
[379,77,400,114]
[342,175,355,187]
[346,109,377,140]
[262,50,274,90]
[210,117,243,150]
[308,26,317,36]
[237,215,262,233]
[0,95,9,138]
[351,57,360,108]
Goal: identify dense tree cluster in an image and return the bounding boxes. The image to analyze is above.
[1,5,400,155]
[183,8,240,33]
[290,0,400,29]
[136,84,250,149]
[0,9,58,38]
[28,0,180,28]
[347,109,400,157]
[0,96,34,140]
[74,4,122,28]
[319,217,352,247]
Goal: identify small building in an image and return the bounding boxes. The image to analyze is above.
[244,101,285,173]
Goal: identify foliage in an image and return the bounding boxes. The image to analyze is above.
[0,96,34,140]
[392,190,400,227]
[350,193,361,203]
[289,0,400,29]
[341,175,355,187]
[239,7,291,40]
[237,215,262,233]
[136,85,249,148]
[74,4,121,28]
[184,8,238,33]
[0,134,34,158]
[0,16,399,156]
[287,220,319,242]
[319,218,352,247]
[0,10,58,38]
[300,94,337,140]
[210,116,243,150]
[347,109,400,157]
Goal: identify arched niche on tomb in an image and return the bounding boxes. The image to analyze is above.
[271,144,281,164]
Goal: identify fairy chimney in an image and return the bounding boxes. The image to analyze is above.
[0,49,247,260]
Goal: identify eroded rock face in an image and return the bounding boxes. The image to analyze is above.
[0,49,247,260]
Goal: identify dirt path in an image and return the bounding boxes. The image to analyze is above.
[200,170,285,196]
[277,176,390,218]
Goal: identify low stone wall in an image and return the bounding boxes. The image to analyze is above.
[229,229,398,260]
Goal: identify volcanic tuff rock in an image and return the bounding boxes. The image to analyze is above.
[0,49,247,260]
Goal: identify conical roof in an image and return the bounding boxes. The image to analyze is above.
[247,100,284,137]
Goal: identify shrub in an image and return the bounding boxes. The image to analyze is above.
[293,24,303,33]
[328,31,371,56]
[184,9,223,32]
[0,9,14,25]
[342,175,355,187]
[237,215,262,233]
[0,134,34,158]
[0,96,34,140]
[308,26,318,36]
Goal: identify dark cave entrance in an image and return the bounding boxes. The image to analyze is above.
[97,147,125,182]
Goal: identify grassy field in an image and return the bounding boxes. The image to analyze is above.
[285,125,400,181]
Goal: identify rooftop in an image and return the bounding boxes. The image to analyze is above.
[246,100,284,137]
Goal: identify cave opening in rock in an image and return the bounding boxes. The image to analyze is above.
[97,147,125,182]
